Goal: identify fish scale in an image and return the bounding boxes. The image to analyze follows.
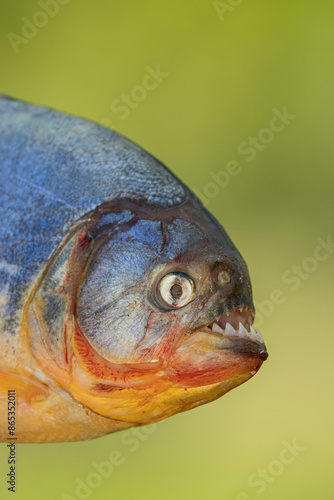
[0,95,187,332]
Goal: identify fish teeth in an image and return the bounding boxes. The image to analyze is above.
[238,322,249,338]
[198,322,264,345]
[255,328,264,343]
[212,323,224,334]
[249,326,258,341]
[225,323,236,336]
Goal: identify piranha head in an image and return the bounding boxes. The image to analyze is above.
[25,194,267,426]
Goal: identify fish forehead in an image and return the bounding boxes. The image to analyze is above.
[0,96,187,210]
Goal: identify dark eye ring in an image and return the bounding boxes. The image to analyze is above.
[157,272,195,309]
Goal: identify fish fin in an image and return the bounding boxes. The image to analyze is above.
[0,370,49,403]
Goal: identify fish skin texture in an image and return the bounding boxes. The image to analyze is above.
[0,95,188,333]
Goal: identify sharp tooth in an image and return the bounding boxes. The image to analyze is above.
[226,311,230,317]
[212,323,224,333]
[240,307,244,313]
[238,322,249,338]
[255,329,264,343]
[202,326,212,332]
[225,323,236,336]
[250,326,258,341]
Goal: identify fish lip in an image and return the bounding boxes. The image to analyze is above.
[177,305,268,359]
[229,340,269,361]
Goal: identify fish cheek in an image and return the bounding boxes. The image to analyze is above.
[76,220,164,363]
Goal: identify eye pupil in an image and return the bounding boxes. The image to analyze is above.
[156,272,195,309]
[170,283,183,300]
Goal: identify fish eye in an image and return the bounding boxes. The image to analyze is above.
[157,272,195,309]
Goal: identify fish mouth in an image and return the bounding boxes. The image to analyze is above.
[168,306,267,389]
[178,306,268,360]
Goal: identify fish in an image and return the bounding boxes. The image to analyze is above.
[0,95,268,443]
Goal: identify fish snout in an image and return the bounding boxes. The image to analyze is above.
[169,305,268,388]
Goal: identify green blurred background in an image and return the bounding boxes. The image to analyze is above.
[1,1,333,499]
